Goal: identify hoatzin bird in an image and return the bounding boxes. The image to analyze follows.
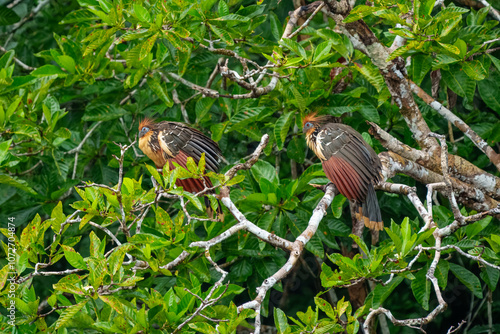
[303,113,383,230]
[138,118,224,220]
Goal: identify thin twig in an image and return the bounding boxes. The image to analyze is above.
[0,45,35,71]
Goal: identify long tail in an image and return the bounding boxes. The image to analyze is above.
[204,197,225,222]
[354,184,383,231]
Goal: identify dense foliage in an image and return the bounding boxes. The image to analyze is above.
[1,0,500,333]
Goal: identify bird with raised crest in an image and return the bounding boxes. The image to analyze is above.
[302,113,383,230]
[138,118,224,220]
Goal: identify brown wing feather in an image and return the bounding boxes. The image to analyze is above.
[316,124,380,202]
[157,122,221,173]
[322,156,363,201]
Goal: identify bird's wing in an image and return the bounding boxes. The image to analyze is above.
[317,123,380,201]
[157,122,222,173]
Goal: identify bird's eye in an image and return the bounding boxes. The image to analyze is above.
[305,122,312,129]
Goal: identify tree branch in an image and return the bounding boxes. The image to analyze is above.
[410,81,500,172]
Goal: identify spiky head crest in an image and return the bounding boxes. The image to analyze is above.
[139,117,155,131]
[302,113,339,127]
[302,112,319,127]
[138,117,156,138]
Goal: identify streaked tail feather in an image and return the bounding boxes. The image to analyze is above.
[354,184,383,231]
[204,197,225,222]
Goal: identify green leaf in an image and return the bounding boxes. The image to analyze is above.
[0,139,12,165]
[465,216,491,239]
[449,263,483,298]
[226,174,245,186]
[147,76,174,107]
[139,33,158,61]
[120,29,150,42]
[0,265,9,290]
[209,24,234,46]
[331,195,347,218]
[0,175,37,195]
[218,0,229,16]
[409,54,433,86]
[227,107,262,132]
[155,206,173,236]
[440,17,462,38]
[442,65,476,103]
[274,111,294,150]
[134,3,151,23]
[54,300,88,329]
[433,54,461,69]
[99,295,125,314]
[269,12,282,41]
[377,11,407,25]
[358,104,380,123]
[400,217,417,256]
[195,97,216,123]
[343,5,381,23]
[280,38,306,59]
[488,54,500,73]
[55,55,76,74]
[480,266,499,291]
[435,260,449,289]
[188,322,217,334]
[349,234,369,257]
[388,41,421,61]
[99,0,112,13]
[251,160,278,185]
[411,267,430,310]
[6,96,21,120]
[296,306,317,326]
[170,188,204,211]
[389,28,415,39]
[461,60,488,81]
[372,276,404,308]
[145,163,164,188]
[61,245,87,270]
[0,50,14,68]
[323,95,379,122]
[108,244,133,275]
[313,40,332,64]
[286,136,306,163]
[230,259,252,281]
[438,42,460,55]
[128,233,171,249]
[354,63,385,92]
[0,6,20,26]
[291,85,306,112]
[210,122,226,141]
[0,105,4,126]
[31,65,67,77]
[478,69,500,116]
[82,104,126,121]
[60,9,96,24]
[214,14,250,23]
[434,5,469,22]
[178,46,191,76]
[274,308,289,334]
[314,297,336,319]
